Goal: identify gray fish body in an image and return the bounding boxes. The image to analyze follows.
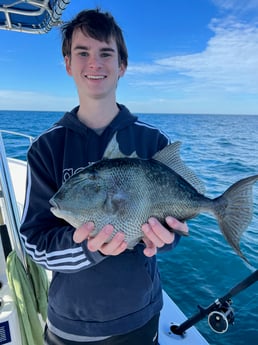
[50,136,258,261]
[51,158,211,243]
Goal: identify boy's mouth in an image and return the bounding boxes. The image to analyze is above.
[86,75,107,80]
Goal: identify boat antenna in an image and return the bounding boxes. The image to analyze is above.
[170,269,258,335]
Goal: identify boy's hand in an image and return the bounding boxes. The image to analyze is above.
[73,216,188,257]
[142,217,188,257]
[73,223,127,255]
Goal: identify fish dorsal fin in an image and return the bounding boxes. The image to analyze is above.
[153,142,206,195]
[103,133,138,159]
[104,134,205,194]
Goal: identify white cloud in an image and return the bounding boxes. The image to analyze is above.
[126,18,258,94]
[155,19,258,93]
[211,0,258,14]
[0,90,77,111]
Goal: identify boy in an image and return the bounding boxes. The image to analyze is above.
[20,9,188,345]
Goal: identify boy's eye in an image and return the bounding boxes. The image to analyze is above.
[101,52,112,57]
[79,52,88,57]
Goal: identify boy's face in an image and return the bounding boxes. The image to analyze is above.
[65,29,126,101]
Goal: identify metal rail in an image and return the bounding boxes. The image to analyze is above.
[0,130,32,269]
[0,129,34,143]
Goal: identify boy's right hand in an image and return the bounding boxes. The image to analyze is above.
[73,223,128,256]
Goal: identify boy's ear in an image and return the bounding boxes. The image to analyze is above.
[65,56,72,76]
[119,62,126,77]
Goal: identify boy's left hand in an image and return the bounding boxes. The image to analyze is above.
[142,217,188,257]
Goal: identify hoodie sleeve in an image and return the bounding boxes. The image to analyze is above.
[20,141,107,273]
[157,233,181,253]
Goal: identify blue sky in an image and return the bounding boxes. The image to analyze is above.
[1,0,258,114]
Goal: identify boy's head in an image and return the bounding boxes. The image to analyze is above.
[61,8,128,68]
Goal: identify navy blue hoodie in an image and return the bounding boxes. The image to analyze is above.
[20,104,180,340]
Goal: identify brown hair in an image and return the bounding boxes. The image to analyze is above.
[61,8,128,67]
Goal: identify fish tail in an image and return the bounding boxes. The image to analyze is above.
[214,174,258,262]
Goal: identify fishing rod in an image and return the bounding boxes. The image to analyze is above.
[170,269,258,335]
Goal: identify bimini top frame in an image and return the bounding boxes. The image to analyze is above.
[0,0,70,34]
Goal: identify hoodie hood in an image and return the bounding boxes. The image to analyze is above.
[55,104,138,137]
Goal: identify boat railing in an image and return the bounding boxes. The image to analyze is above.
[0,130,34,144]
[0,130,33,270]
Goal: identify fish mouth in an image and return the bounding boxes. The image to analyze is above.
[49,198,59,211]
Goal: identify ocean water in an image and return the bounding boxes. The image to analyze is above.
[1,110,258,345]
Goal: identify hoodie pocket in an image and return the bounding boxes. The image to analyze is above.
[48,248,160,322]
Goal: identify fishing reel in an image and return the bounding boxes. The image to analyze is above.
[169,271,258,337]
[208,300,234,333]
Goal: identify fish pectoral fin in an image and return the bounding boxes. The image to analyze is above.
[103,191,128,214]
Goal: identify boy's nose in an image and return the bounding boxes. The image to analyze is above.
[89,55,102,69]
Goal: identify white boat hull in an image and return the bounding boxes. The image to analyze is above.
[159,291,208,344]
